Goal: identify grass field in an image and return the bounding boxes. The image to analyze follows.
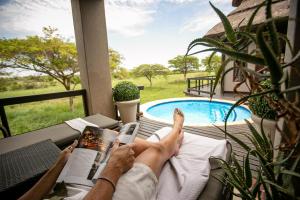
[0,72,207,136]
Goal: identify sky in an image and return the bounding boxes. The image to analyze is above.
[0,0,234,70]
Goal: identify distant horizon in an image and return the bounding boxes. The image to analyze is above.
[0,0,234,76]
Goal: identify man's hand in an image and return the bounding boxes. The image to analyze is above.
[84,140,136,200]
[56,140,78,166]
[107,140,135,174]
[99,139,135,186]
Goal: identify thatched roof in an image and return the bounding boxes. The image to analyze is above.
[205,0,289,38]
[232,0,243,7]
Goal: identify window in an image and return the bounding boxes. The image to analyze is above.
[233,60,246,82]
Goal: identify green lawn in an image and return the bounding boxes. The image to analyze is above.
[113,72,208,103]
[0,72,207,136]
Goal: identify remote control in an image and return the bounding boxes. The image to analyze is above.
[118,122,140,145]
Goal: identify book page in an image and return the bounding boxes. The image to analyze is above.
[57,127,117,187]
[57,148,98,186]
[65,118,98,133]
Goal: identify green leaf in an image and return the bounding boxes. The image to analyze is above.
[235,31,257,46]
[245,120,266,153]
[188,47,265,66]
[244,151,253,188]
[187,37,231,54]
[220,66,235,92]
[273,142,299,166]
[246,1,265,32]
[251,171,262,197]
[254,150,275,181]
[278,33,294,56]
[232,153,244,179]
[212,157,250,194]
[256,26,282,87]
[264,179,293,197]
[211,58,231,99]
[214,125,251,152]
[260,177,274,200]
[280,85,300,94]
[242,67,270,78]
[265,0,280,56]
[281,155,300,196]
[281,170,300,178]
[209,2,236,43]
[259,116,273,160]
[224,89,274,133]
[282,50,300,68]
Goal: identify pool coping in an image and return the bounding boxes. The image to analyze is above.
[140,97,253,127]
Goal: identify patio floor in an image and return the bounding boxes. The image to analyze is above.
[137,116,259,173]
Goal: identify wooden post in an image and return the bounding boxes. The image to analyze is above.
[274,0,300,158]
[71,0,115,118]
[0,106,10,137]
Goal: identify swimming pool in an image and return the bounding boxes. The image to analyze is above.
[141,98,251,126]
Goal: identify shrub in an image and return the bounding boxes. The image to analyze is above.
[0,85,7,92]
[248,80,277,120]
[24,82,38,90]
[10,82,23,90]
[113,81,139,102]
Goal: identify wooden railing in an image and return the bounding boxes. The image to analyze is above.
[0,89,89,138]
[186,76,216,96]
[0,86,145,138]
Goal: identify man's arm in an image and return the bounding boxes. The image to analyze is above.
[83,164,122,200]
[18,140,78,200]
[84,141,135,200]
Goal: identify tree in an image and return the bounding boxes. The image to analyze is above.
[201,54,221,74]
[168,55,199,80]
[0,69,10,92]
[113,67,129,79]
[132,64,169,87]
[0,27,79,110]
[108,48,124,77]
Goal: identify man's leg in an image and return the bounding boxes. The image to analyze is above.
[134,108,184,178]
[132,137,155,157]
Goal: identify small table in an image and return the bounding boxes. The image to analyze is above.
[0,139,61,198]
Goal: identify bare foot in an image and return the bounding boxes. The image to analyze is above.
[173,108,184,130]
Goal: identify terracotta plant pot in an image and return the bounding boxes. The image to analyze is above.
[251,114,276,143]
[116,99,140,124]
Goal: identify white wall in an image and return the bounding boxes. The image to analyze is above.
[223,42,256,93]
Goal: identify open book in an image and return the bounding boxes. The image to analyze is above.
[57,126,117,187]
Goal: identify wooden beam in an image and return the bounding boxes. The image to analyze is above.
[285,0,300,101]
[274,0,300,157]
[71,0,115,118]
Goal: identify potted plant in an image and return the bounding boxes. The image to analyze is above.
[248,80,277,142]
[113,81,140,124]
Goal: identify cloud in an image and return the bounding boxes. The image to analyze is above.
[0,0,230,39]
[180,0,232,35]
[0,0,74,39]
[0,0,157,38]
[164,0,196,4]
[105,0,156,37]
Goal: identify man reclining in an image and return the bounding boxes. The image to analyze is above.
[19,108,185,200]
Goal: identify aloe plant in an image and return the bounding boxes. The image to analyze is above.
[186,0,300,199]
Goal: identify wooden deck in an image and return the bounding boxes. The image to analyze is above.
[137,117,259,173]
[184,85,243,101]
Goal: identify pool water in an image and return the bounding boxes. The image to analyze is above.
[146,100,251,125]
